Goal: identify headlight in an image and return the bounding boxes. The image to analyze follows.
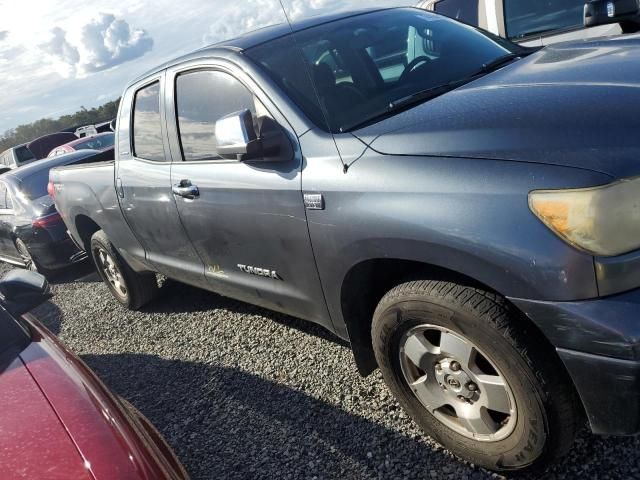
[528,177,640,257]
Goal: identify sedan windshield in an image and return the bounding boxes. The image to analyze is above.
[247,8,523,133]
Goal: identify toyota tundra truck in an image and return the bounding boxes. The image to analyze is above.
[49,8,640,474]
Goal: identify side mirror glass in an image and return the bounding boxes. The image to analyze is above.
[584,0,640,28]
[0,270,52,317]
[215,109,291,162]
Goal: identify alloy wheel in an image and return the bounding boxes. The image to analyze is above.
[399,324,517,441]
[96,248,127,298]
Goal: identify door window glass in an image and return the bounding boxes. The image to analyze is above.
[434,0,479,25]
[175,70,265,161]
[504,0,585,40]
[132,81,165,161]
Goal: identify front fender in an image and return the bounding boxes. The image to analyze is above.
[299,142,612,335]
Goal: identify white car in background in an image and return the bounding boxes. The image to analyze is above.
[417,0,639,47]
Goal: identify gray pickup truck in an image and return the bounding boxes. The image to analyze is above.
[50,8,640,474]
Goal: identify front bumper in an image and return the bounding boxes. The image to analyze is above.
[511,289,640,435]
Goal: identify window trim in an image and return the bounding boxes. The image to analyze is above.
[173,66,270,164]
[130,78,167,163]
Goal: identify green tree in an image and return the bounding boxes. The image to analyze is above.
[0,99,120,152]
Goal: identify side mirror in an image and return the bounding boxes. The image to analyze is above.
[0,270,52,317]
[215,109,291,162]
[584,0,640,28]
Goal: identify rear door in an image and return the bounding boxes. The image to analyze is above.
[115,74,206,287]
[165,61,330,324]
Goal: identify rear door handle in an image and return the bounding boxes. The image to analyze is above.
[172,180,199,199]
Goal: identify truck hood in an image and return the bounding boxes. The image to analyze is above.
[352,35,640,179]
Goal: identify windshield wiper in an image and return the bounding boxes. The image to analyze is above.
[340,53,523,133]
[340,81,462,132]
[476,53,521,75]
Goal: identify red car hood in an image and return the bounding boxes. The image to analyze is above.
[0,356,92,479]
[0,316,186,480]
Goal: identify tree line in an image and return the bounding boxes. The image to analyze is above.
[0,99,120,152]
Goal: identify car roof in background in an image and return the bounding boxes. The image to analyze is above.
[133,8,394,82]
[64,132,114,147]
[3,150,102,182]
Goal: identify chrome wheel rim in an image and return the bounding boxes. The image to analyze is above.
[96,248,127,298]
[399,324,517,442]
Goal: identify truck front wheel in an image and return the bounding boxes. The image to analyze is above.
[371,280,581,472]
[90,230,158,310]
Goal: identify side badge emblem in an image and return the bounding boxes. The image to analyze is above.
[304,193,324,210]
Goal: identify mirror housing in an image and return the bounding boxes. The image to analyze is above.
[584,0,640,28]
[0,270,52,317]
[215,109,291,162]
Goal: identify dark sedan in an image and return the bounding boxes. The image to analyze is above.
[0,149,112,275]
[0,269,187,479]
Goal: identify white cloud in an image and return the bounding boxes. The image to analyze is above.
[39,13,153,77]
[0,0,410,133]
[40,27,81,77]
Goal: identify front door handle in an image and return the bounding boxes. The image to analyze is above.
[172,180,199,199]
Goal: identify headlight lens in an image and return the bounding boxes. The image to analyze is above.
[529,177,640,257]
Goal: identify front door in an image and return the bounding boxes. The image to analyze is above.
[116,74,206,287]
[165,64,329,325]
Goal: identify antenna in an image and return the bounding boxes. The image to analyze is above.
[277,0,349,174]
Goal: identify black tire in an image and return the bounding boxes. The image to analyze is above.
[90,230,158,310]
[372,280,581,473]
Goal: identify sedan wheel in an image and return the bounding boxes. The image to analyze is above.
[15,239,38,272]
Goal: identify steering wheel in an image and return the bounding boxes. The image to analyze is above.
[399,56,432,84]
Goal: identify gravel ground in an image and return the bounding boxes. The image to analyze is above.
[5,261,638,480]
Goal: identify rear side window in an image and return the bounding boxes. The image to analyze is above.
[14,145,35,163]
[504,0,585,39]
[175,70,264,161]
[434,0,479,25]
[132,82,165,161]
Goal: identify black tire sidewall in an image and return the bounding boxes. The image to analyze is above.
[373,296,549,471]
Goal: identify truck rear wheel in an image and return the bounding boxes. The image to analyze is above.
[90,230,158,310]
[371,280,581,472]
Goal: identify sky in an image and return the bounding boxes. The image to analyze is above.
[0,0,408,134]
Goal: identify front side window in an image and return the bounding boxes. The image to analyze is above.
[248,8,519,133]
[504,0,585,40]
[434,0,479,25]
[132,82,165,161]
[176,70,265,161]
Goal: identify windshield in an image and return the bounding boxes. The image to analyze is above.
[247,8,521,133]
[504,0,585,40]
[73,133,114,151]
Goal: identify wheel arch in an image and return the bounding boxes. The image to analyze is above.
[74,214,102,253]
[340,258,571,382]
